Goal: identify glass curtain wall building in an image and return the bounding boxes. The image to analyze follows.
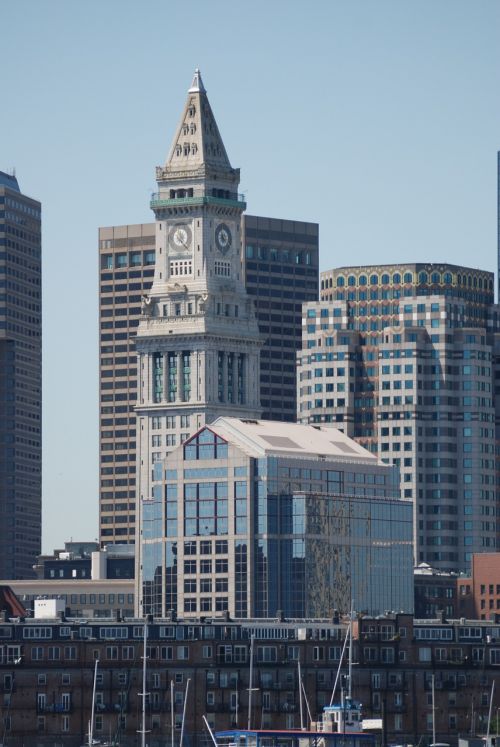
[139,417,413,619]
[0,171,42,578]
[298,263,499,572]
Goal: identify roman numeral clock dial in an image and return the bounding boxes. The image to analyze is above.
[169,223,192,250]
[215,223,232,254]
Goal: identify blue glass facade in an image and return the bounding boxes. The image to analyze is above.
[139,424,413,618]
[253,456,412,617]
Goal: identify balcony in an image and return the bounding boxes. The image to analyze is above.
[150,192,246,211]
[37,703,72,714]
[96,702,129,713]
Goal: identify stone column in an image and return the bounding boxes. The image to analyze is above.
[177,351,183,402]
[222,351,227,403]
[163,353,169,403]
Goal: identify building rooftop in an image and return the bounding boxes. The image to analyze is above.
[210,417,378,463]
[321,262,493,276]
[0,170,20,192]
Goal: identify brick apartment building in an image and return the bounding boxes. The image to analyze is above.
[1,613,500,745]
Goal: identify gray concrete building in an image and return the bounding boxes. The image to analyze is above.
[298,263,499,572]
[0,171,42,578]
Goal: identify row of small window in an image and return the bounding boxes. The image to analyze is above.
[152,415,190,429]
[380,427,413,436]
[152,433,190,447]
[324,270,492,289]
[35,673,71,685]
[306,333,444,348]
[215,261,231,277]
[170,260,192,276]
[3,196,41,218]
[31,646,78,660]
[184,597,228,612]
[184,559,229,574]
[381,380,414,389]
[184,539,228,555]
[301,384,346,394]
[380,442,413,452]
[101,251,155,269]
[246,245,314,264]
[184,578,228,593]
[379,396,414,406]
[479,584,500,595]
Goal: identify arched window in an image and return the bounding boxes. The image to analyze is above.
[348,275,356,287]
[359,275,367,286]
[337,276,345,287]
[431,272,440,284]
[370,274,378,285]
[393,273,401,284]
[443,272,452,284]
[403,272,412,283]
[381,273,390,284]
[419,271,428,283]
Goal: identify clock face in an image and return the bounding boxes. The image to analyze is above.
[215,223,232,254]
[169,223,192,250]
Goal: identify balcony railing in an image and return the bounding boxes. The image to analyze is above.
[37,703,72,714]
[150,193,246,210]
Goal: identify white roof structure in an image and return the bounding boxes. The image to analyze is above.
[164,67,233,174]
[210,417,378,464]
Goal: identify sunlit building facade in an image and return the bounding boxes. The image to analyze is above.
[298,263,500,571]
[139,417,413,618]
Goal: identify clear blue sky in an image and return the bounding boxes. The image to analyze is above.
[1,0,499,552]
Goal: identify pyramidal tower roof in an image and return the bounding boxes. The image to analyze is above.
[160,68,234,178]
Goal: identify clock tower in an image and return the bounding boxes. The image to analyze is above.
[135,69,262,507]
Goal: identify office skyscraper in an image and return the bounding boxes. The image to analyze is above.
[497,151,500,301]
[242,215,318,421]
[0,171,42,578]
[98,77,318,547]
[298,263,498,572]
[99,223,156,544]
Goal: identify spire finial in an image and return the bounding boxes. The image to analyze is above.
[188,68,206,94]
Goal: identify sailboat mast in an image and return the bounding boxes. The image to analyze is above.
[138,620,150,747]
[180,678,190,747]
[171,680,175,747]
[487,680,496,744]
[348,604,354,700]
[298,660,304,730]
[432,673,436,746]
[248,634,255,730]
[89,658,99,747]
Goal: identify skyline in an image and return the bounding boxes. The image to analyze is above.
[2,0,500,552]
